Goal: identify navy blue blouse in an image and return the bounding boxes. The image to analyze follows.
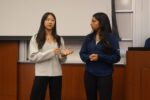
[79,33,120,76]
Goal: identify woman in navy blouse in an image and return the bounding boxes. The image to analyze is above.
[79,12,120,100]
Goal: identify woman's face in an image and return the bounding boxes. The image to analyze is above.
[90,17,100,31]
[44,14,55,30]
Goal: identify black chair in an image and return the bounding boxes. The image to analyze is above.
[144,38,150,48]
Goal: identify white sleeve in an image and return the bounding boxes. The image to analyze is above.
[28,35,55,63]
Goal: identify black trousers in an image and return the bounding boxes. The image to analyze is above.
[84,71,112,100]
[30,76,62,100]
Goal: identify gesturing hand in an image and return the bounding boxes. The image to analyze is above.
[61,48,73,56]
[53,48,61,55]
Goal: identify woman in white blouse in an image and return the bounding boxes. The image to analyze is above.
[28,12,73,100]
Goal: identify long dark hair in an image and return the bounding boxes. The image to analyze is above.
[89,12,112,54]
[36,12,61,49]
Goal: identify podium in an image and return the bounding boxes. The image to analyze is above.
[125,48,150,100]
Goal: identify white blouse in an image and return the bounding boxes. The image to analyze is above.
[28,34,66,76]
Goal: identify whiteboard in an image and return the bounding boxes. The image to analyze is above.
[0,0,112,36]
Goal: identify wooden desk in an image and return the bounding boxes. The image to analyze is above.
[126,49,150,100]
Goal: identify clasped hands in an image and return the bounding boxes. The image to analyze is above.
[89,53,99,61]
[54,48,73,56]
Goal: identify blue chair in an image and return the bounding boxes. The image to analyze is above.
[144,38,150,48]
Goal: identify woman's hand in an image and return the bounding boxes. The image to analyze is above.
[89,54,99,61]
[61,48,73,56]
[53,48,61,55]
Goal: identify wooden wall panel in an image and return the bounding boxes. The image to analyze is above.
[141,67,150,100]
[112,66,125,100]
[18,64,34,100]
[0,41,18,100]
[61,64,86,100]
[18,63,125,100]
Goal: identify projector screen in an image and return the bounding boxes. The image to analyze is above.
[0,0,112,36]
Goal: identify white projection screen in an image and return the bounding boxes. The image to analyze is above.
[0,0,112,36]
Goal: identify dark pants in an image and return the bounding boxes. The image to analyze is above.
[30,76,62,100]
[84,71,112,100]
